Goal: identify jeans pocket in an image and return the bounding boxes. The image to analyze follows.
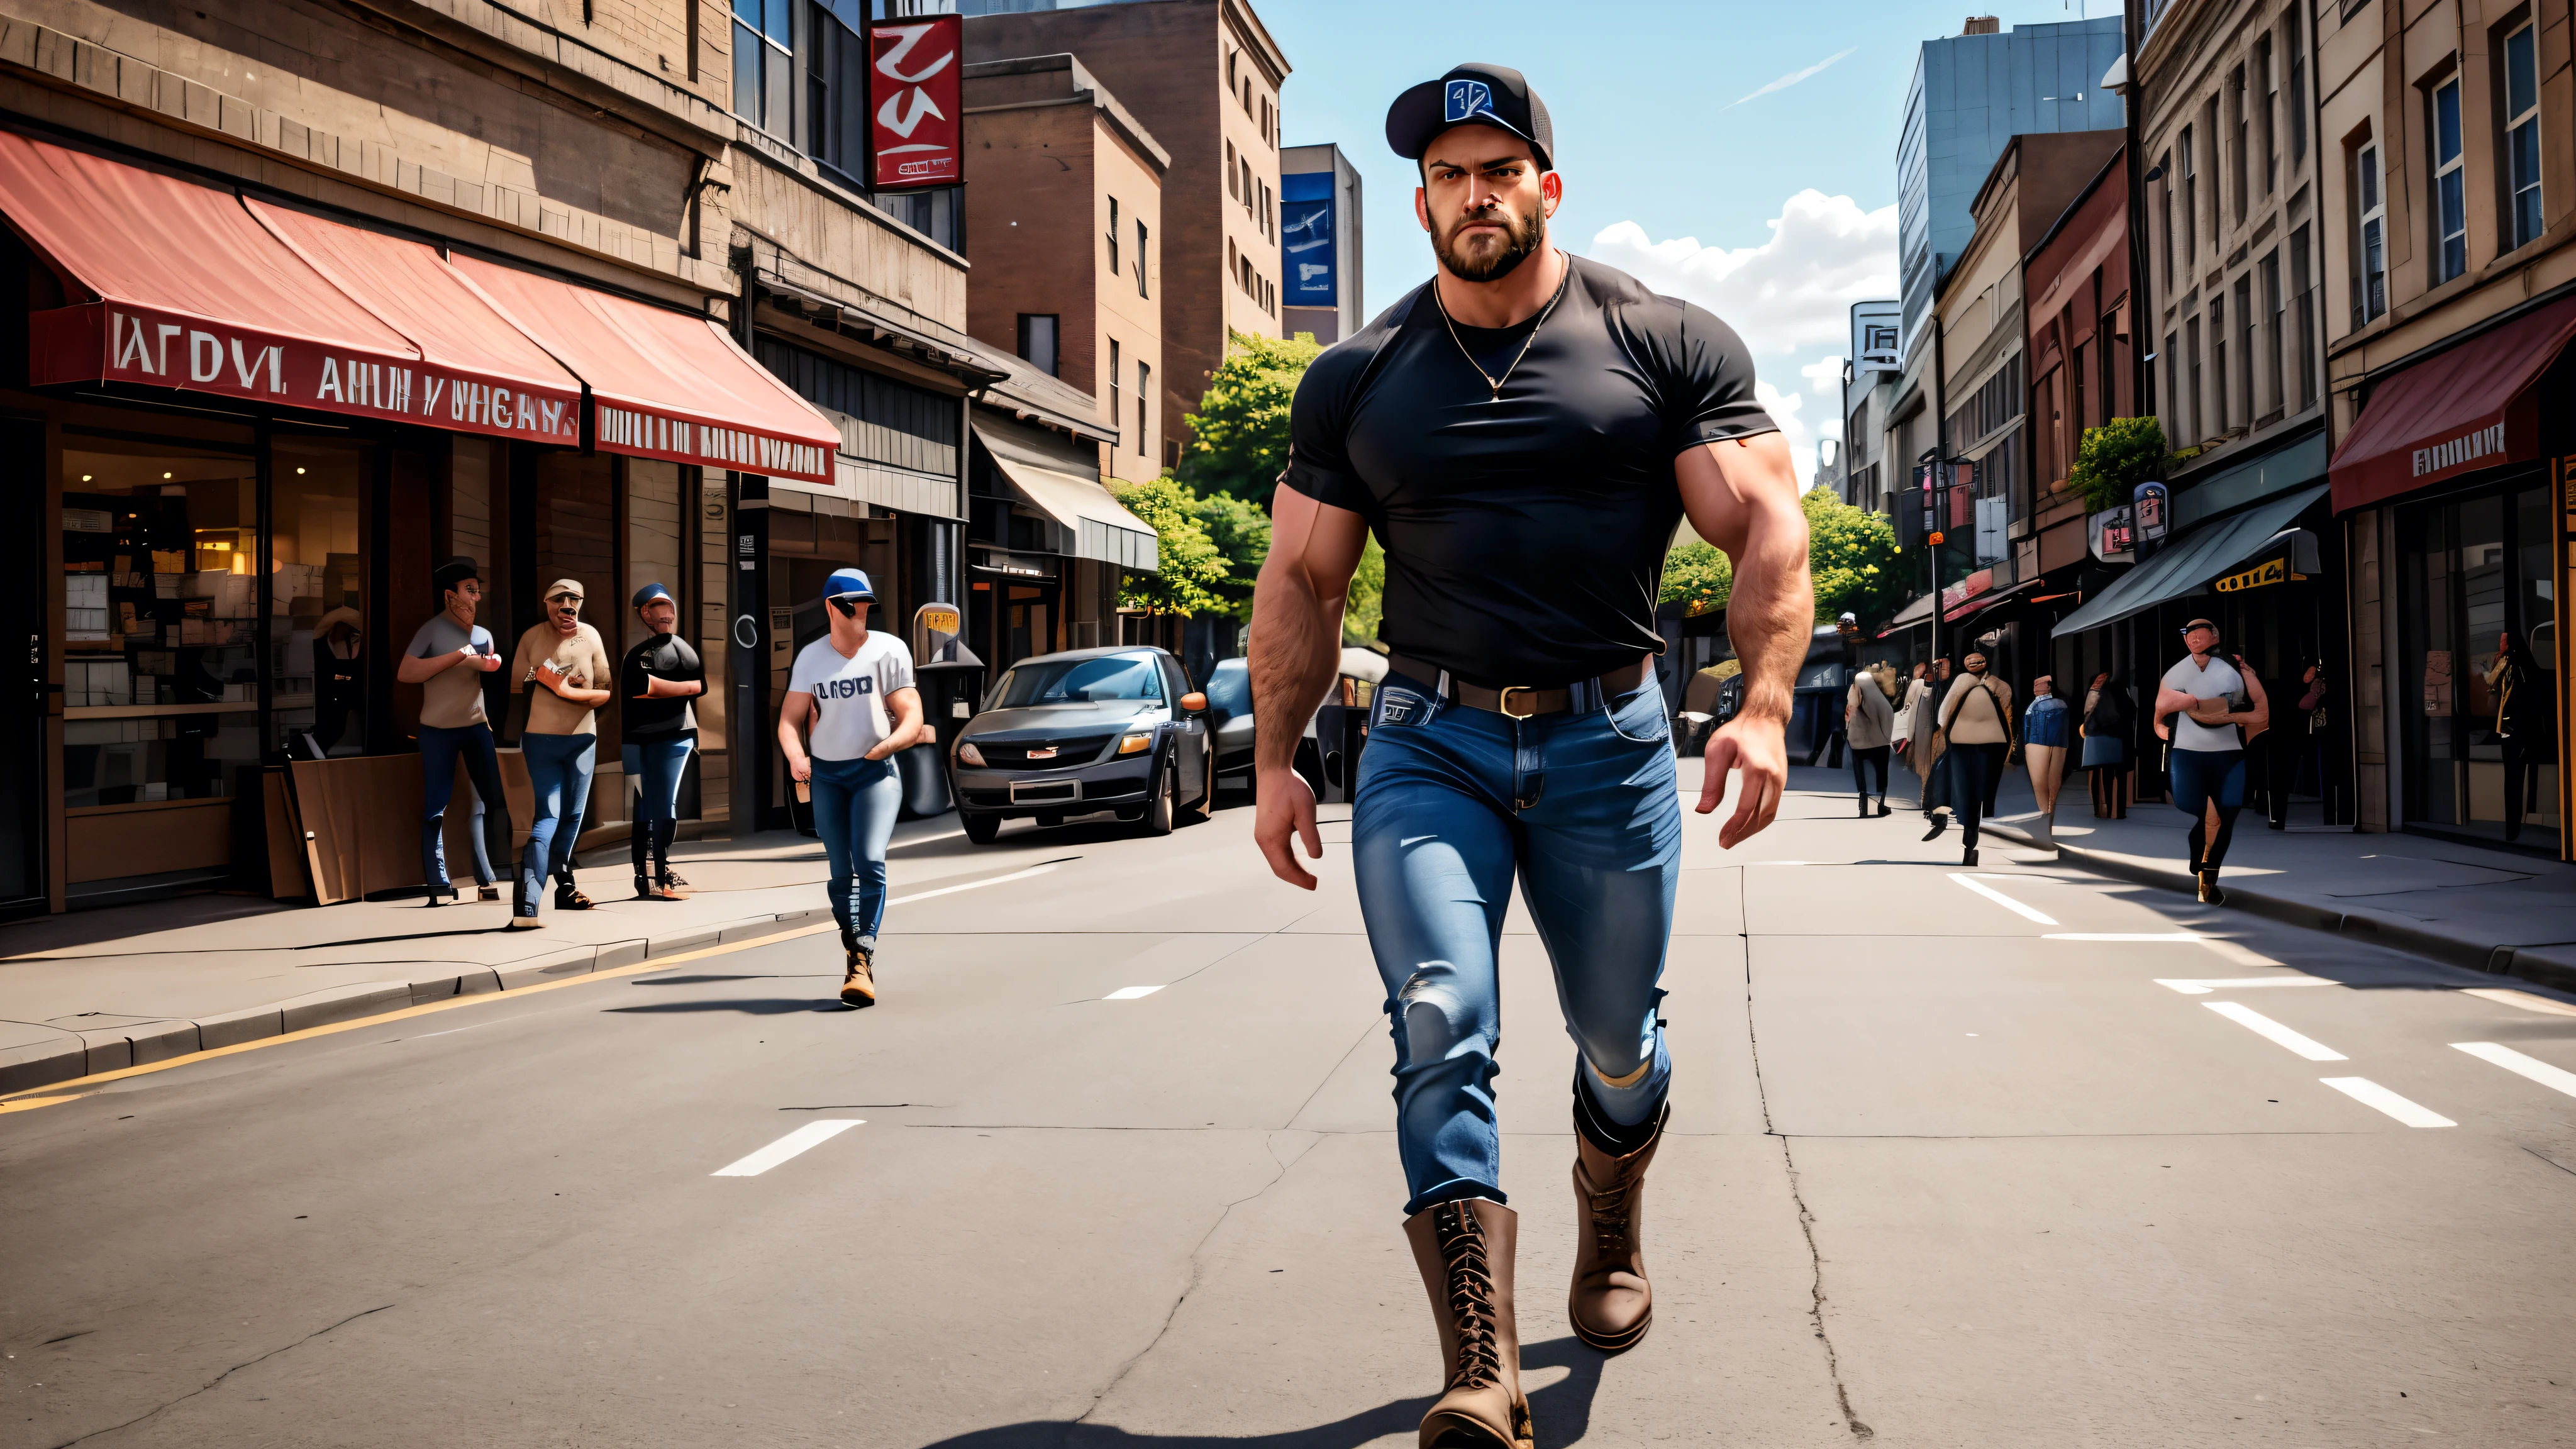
[1374,685,1435,730]
[1604,684,1670,744]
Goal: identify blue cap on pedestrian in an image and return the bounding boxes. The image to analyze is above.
[631,581,673,609]
[823,567,875,602]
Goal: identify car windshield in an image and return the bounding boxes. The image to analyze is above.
[1204,658,1251,716]
[989,655,1165,708]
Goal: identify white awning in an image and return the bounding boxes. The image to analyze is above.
[972,425,1157,571]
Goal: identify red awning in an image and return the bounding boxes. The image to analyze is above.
[0,131,577,441]
[2328,295,2576,513]
[451,257,839,485]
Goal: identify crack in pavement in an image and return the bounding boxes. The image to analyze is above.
[47,1304,393,1448]
[1743,870,1875,1440]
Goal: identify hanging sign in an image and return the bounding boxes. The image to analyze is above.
[2212,557,2292,593]
[2132,480,2169,543]
[870,15,962,188]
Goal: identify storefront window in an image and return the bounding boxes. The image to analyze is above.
[2400,480,2559,847]
[270,440,369,757]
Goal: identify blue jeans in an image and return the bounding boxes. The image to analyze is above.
[811,755,901,947]
[420,723,509,891]
[518,732,597,912]
[623,735,694,823]
[1353,673,1682,1216]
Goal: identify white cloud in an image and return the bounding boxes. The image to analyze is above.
[1728,48,1858,108]
[1586,191,1899,478]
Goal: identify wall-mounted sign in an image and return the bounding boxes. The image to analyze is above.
[2089,503,2135,563]
[2212,557,2295,593]
[1282,170,1336,306]
[2132,480,2169,543]
[1852,300,1902,378]
[870,15,962,188]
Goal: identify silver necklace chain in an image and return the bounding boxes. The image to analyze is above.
[1431,262,1569,401]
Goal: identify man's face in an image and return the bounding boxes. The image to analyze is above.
[641,599,677,635]
[445,579,481,621]
[548,589,584,628]
[1414,126,1559,284]
[829,594,872,625]
[2185,624,2218,654]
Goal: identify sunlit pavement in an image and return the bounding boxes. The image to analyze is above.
[6,760,2576,1446]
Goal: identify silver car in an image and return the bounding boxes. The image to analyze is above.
[948,647,1214,843]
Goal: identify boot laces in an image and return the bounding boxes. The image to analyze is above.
[1584,1158,1638,1254]
[1431,1202,1504,1391]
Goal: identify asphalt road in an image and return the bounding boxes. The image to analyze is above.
[8,763,2576,1448]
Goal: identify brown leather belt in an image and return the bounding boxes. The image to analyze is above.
[1385,653,1656,719]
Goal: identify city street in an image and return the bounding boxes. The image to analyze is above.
[8,765,2576,1447]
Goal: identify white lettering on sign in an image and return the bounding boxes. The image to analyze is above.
[2414,422,2509,477]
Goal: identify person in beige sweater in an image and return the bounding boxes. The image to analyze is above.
[1935,652,2014,865]
[507,579,614,926]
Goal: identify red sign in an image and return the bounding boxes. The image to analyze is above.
[31,303,582,444]
[870,15,962,189]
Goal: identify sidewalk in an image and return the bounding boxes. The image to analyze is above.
[1808,757,2576,992]
[0,816,994,1096]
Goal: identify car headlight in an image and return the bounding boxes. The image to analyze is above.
[1118,732,1152,755]
[956,740,985,766]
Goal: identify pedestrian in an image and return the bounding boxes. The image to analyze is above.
[1935,651,2014,866]
[2020,674,2071,846]
[621,582,705,900]
[507,579,613,927]
[396,558,508,905]
[1246,63,1808,1448]
[2485,631,2548,843]
[2082,671,2132,818]
[2153,618,2268,903]
[1846,657,1896,816]
[776,569,927,1008]
[1908,657,1953,838]
[311,605,362,755]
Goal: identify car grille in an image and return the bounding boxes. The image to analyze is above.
[974,733,1119,770]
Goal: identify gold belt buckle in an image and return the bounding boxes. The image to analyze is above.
[1497,686,1538,719]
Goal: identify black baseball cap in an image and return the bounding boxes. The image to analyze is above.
[1385,64,1554,173]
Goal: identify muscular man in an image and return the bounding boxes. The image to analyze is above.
[1248,64,1809,1449]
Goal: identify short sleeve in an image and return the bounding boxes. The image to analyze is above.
[786,645,818,696]
[406,620,441,658]
[1660,301,1777,455]
[880,640,916,695]
[1277,343,1375,518]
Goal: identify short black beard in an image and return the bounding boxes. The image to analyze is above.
[1434,204,1546,284]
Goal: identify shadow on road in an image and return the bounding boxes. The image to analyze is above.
[909,1335,1605,1448]
[604,997,847,1015]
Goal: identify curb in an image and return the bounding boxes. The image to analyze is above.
[0,909,826,1097]
[1983,821,2576,994]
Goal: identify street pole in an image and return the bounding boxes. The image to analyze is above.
[2123,2,2153,420]
[1929,315,1948,670]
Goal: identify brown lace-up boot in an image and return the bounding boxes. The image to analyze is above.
[1402,1198,1533,1449]
[1568,1098,1667,1352]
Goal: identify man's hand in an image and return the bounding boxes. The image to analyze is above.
[789,755,812,782]
[1698,711,1786,848]
[533,659,568,694]
[1254,765,1323,889]
[473,649,502,672]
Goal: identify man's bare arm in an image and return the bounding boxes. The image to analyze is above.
[1246,486,1369,889]
[1675,431,1811,848]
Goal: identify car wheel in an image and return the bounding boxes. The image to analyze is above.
[963,813,1001,845]
[1141,758,1175,836]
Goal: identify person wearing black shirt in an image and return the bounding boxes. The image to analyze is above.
[311,606,362,755]
[1246,64,1810,1446]
[620,582,704,899]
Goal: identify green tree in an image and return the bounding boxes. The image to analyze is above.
[2067,416,2169,513]
[1108,475,1229,617]
[1658,539,1733,614]
[1191,487,1272,618]
[1179,329,1324,508]
[1803,485,1907,625]
[1343,534,1385,647]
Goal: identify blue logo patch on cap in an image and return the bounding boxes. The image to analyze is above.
[1443,79,1494,124]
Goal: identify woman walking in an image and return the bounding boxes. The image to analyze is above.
[2082,671,2133,818]
[507,579,614,928]
[1935,652,2014,866]
[2021,674,2071,847]
[1846,661,1896,816]
[1906,658,1953,838]
[621,582,705,899]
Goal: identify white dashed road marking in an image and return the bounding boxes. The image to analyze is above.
[2319,1078,2456,1128]
[2156,976,2337,994]
[1947,873,2058,924]
[2046,932,2206,941]
[1103,985,1164,1001]
[2451,1042,2576,1099]
[711,1120,864,1177]
[2202,1001,2348,1061]
[889,863,1062,907]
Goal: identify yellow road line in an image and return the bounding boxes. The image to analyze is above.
[0,922,841,1111]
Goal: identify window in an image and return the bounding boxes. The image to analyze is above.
[2235,273,2257,423]
[2158,152,2175,291]
[2211,292,2229,431]
[2287,7,2308,164]
[804,3,866,177]
[2163,330,2180,438]
[1260,180,1271,236]
[2180,126,2199,269]
[2185,314,2202,443]
[1226,140,1238,199]
[731,0,793,136]
[1136,361,1150,455]
[2433,75,2468,282]
[2229,67,2249,222]
[1224,48,1235,92]
[1109,338,1121,430]
[1135,220,1148,296]
[2505,22,2543,250]
[2257,37,2277,196]
[1241,158,1253,212]
[2355,139,2389,323]
[2260,250,2284,418]
[1106,197,1119,277]
[2290,224,2318,408]
[1018,314,1059,377]
[2099,306,2119,426]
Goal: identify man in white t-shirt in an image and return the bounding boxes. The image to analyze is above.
[777,568,926,1006]
[2153,616,2268,903]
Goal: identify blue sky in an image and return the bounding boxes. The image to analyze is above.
[1261,0,2121,470]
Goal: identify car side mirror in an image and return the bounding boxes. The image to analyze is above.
[1179,691,1208,714]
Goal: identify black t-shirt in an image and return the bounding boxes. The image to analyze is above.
[621,633,704,738]
[1282,255,1775,687]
